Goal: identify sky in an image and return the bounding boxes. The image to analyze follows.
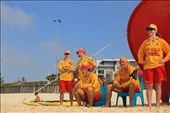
[1,1,140,83]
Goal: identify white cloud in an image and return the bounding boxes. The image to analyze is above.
[1,3,35,29]
[2,43,32,69]
[1,43,56,82]
[40,42,57,52]
[1,43,47,72]
[40,42,62,55]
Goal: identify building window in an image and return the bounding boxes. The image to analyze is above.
[98,70,104,74]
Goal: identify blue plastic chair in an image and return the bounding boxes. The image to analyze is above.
[115,76,144,107]
[93,85,107,106]
[168,92,170,104]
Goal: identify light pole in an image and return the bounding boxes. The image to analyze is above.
[53,19,62,74]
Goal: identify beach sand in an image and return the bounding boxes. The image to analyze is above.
[1,90,170,113]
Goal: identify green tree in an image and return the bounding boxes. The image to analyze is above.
[45,74,57,82]
[0,76,4,85]
[73,71,77,79]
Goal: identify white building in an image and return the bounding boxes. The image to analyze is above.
[95,58,138,83]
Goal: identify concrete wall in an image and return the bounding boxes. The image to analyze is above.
[1,84,59,93]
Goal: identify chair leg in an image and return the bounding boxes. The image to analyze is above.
[116,95,119,107]
[168,92,170,104]
[122,96,126,107]
[84,102,88,106]
[132,95,137,107]
[141,94,144,106]
[109,98,111,107]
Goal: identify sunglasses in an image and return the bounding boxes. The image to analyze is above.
[65,53,70,55]
[146,27,156,31]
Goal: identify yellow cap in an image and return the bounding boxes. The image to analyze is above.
[146,24,157,31]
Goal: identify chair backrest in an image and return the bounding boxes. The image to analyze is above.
[138,75,144,91]
[168,92,170,97]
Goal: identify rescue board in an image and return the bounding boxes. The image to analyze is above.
[22,100,78,106]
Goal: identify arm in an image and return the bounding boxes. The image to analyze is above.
[129,70,137,80]
[160,39,170,62]
[121,76,140,89]
[63,61,74,72]
[121,81,130,89]
[58,61,65,73]
[120,66,137,88]
[80,83,92,89]
[80,73,99,89]
[137,41,146,64]
[122,69,139,88]
[75,81,81,89]
[76,61,81,79]
[113,70,121,88]
[89,58,96,71]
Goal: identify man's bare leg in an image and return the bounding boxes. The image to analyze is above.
[74,88,85,106]
[69,91,73,106]
[129,82,135,107]
[105,84,113,107]
[60,92,64,105]
[86,87,95,107]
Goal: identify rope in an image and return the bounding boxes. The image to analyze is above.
[91,41,114,58]
[16,38,117,105]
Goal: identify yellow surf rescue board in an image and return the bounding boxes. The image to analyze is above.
[22,100,78,106]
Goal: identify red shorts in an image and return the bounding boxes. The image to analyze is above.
[143,66,166,84]
[59,80,74,93]
[84,91,101,102]
[121,86,140,93]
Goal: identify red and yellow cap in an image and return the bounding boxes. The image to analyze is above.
[76,48,86,54]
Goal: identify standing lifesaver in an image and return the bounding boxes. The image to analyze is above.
[127,1,170,103]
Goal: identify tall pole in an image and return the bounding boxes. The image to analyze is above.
[53,19,62,74]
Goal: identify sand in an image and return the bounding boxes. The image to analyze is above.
[1,90,170,113]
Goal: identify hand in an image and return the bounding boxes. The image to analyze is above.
[89,65,96,72]
[112,84,117,88]
[76,65,81,71]
[113,84,121,89]
[65,67,73,72]
[63,67,70,70]
[75,82,80,89]
[160,59,165,64]
[117,84,122,89]
[61,70,66,73]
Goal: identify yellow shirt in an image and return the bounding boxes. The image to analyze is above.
[137,37,170,69]
[78,72,100,92]
[113,64,140,89]
[76,55,96,80]
[58,58,74,81]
